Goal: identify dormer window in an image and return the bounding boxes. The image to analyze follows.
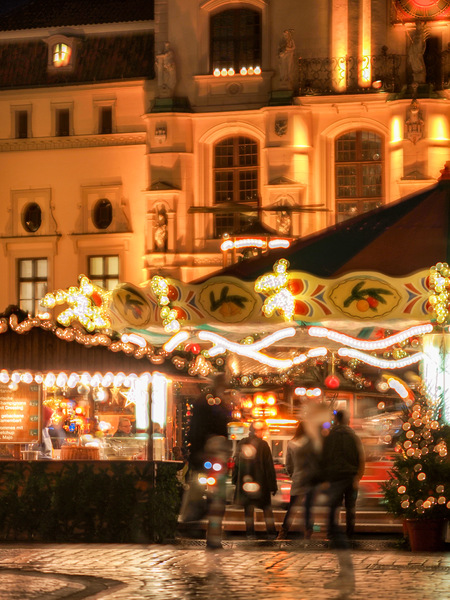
[53,43,71,67]
[45,35,76,71]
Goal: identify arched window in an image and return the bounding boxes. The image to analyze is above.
[335,130,384,222]
[92,198,113,230]
[210,9,261,72]
[213,136,259,238]
[22,202,42,233]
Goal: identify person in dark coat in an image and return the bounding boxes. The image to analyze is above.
[322,409,365,540]
[183,372,233,549]
[276,420,321,540]
[232,420,277,539]
[321,409,365,594]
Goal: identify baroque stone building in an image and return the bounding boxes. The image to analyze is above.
[0,0,449,312]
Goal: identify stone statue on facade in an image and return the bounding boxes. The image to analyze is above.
[405,99,424,145]
[154,207,168,252]
[155,42,177,97]
[277,210,292,235]
[408,22,428,85]
[278,29,295,89]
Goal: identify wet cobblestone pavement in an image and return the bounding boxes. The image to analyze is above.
[0,540,448,600]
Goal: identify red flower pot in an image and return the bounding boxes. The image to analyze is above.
[405,518,446,552]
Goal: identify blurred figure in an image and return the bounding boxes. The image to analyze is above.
[38,405,54,459]
[172,446,189,488]
[183,373,232,549]
[48,408,67,449]
[322,410,365,594]
[323,410,365,541]
[232,421,277,540]
[276,420,321,540]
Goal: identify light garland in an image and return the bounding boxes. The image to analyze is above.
[0,369,153,390]
[428,262,450,324]
[41,275,111,332]
[163,330,190,352]
[338,347,424,369]
[150,275,181,333]
[199,330,294,369]
[213,66,261,77]
[1,314,161,367]
[255,259,295,321]
[309,324,433,350]
[387,376,410,400]
[220,238,291,252]
[121,333,147,348]
[198,329,326,369]
[268,239,290,249]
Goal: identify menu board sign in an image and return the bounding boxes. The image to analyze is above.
[0,382,40,443]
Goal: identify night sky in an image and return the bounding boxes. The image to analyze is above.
[0,0,32,16]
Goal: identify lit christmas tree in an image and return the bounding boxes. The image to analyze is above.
[381,391,450,522]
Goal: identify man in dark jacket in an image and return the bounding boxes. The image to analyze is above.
[322,409,365,540]
[232,420,277,539]
[322,409,365,593]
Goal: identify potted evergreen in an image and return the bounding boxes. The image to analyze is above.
[381,393,450,551]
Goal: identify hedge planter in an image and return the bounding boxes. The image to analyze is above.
[0,460,181,543]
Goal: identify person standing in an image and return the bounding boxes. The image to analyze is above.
[276,420,321,540]
[232,421,277,539]
[322,409,365,594]
[322,410,365,541]
[184,373,232,550]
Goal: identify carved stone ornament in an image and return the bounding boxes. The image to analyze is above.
[275,118,288,137]
[405,99,424,145]
[155,123,167,143]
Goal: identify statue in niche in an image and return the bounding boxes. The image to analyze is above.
[408,22,429,85]
[278,30,296,89]
[154,207,168,252]
[405,99,424,145]
[155,42,177,97]
[277,210,292,235]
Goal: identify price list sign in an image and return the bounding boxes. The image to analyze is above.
[0,382,40,443]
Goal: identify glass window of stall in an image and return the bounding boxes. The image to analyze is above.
[1,371,173,461]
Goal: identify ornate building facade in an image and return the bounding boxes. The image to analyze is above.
[0,0,449,312]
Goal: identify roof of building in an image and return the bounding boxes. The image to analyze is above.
[0,32,154,87]
[195,173,450,282]
[0,0,154,31]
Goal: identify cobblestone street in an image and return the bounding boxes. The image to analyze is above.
[0,540,448,600]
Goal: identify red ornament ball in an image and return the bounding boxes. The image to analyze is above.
[324,375,340,389]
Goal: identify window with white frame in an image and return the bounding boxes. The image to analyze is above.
[213,136,259,238]
[335,130,384,223]
[88,255,119,290]
[53,42,72,67]
[18,258,48,316]
[46,35,75,71]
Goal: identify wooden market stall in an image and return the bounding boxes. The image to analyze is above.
[0,309,202,542]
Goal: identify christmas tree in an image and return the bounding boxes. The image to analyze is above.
[381,392,450,521]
